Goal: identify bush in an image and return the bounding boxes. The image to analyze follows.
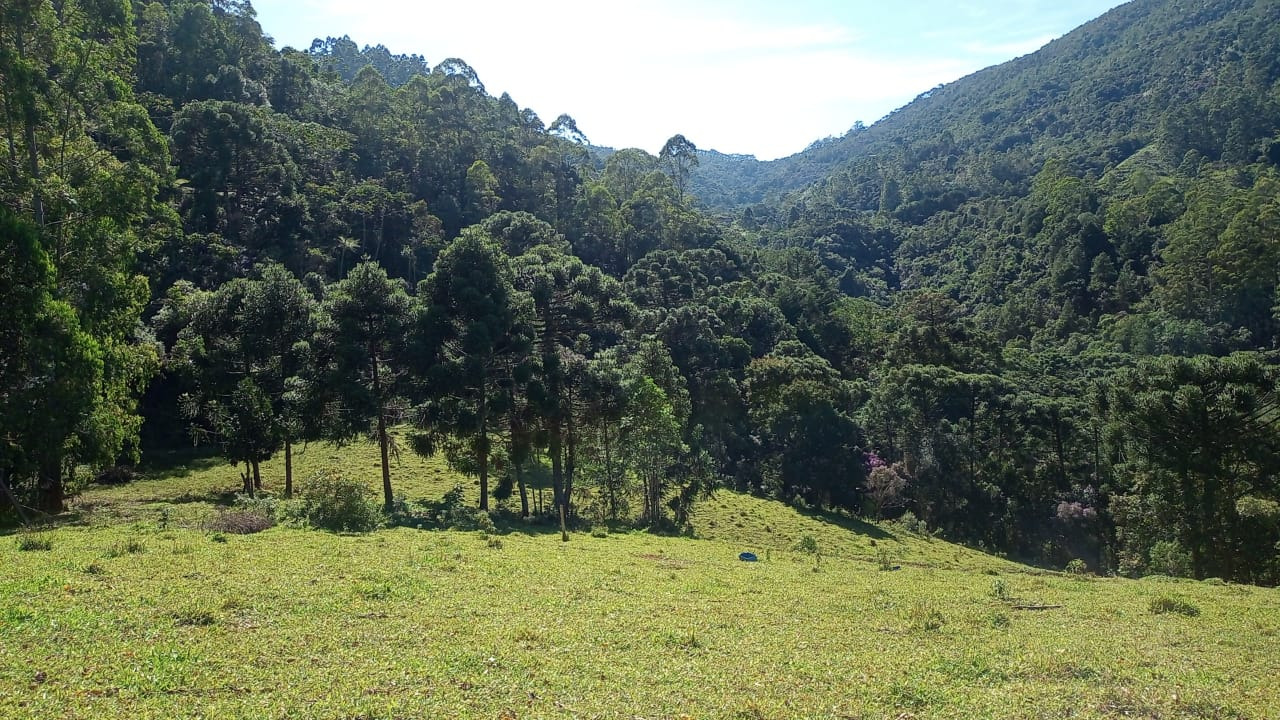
[16,533,52,552]
[105,538,146,557]
[1148,540,1194,578]
[907,601,945,631]
[93,465,138,485]
[893,510,930,535]
[424,485,495,531]
[793,534,819,555]
[298,470,383,532]
[1064,558,1088,576]
[877,547,895,571]
[1149,595,1200,617]
[991,579,1011,601]
[210,508,275,535]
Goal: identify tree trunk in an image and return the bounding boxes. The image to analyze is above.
[550,417,564,517]
[516,460,529,518]
[564,406,576,520]
[508,385,529,518]
[242,461,254,498]
[36,461,64,515]
[251,459,262,494]
[478,377,489,511]
[14,24,43,228]
[371,351,393,513]
[603,417,617,522]
[284,438,293,498]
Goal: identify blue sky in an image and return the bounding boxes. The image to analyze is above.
[252,0,1128,160]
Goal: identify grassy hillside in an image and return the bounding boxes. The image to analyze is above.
[2,442,1278,719]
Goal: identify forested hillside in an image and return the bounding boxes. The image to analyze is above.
[3,0,1280,586]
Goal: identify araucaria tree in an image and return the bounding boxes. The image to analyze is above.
[172,265,316,496]
[415,230,533,511]
[314,262,416,512]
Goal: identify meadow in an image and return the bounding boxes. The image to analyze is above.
[2,434,1278,719]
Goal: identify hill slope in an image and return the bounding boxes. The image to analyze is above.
[2,443,1278,719]
[690,0,1280,210]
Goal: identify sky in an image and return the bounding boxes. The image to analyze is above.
[252,0,1129,161]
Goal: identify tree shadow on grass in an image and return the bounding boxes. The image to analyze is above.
[793,504,897,541]
[136,448,225,479]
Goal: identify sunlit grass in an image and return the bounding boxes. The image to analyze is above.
[2,438,1278,718]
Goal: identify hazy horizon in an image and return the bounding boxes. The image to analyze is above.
[253,0,1129,160]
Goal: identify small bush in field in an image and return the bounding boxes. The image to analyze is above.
[1064,558,1088,576]
[793,534,819,555]
[1150,595,1200,617]
[877,547,895,571]
[105,538,146,557]
[210,508,275,535]
[908,601,945,631]
[16,533,52,552]
[298,470,382,532]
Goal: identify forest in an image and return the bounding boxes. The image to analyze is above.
[3,0,1280,588]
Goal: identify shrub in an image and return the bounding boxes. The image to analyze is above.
[907,601,945,631]
[1148,540,1193,578]
[105,538,146,557]
[93,465,137,485]
[16,533,52,552]
[793,534,819,555]
[590,526,609,538]
[991,579,1011,601]
[877,547,895,571]
[210,509,275,535]
[893,510,930,535]
[1064,558,1089,576]
[298,470,382,532]
[1149,595,1200,617]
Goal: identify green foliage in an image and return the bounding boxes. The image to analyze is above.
[1148,541,1195,579]
[15,534,52,552]
[1065,559,1089,576]
[105,538,147,558]
[297,470,383,533]
[1149,595,1201,617]
[793,534,819,555]
[6,0,1280,590]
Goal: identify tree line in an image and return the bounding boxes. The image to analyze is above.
[2,0,1279,585]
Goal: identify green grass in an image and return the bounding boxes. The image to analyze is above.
[2,439,1278,718]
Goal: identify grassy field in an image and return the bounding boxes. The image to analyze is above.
[2,436,1278,719]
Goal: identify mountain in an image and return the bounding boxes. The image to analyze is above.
[689,0,1280,212]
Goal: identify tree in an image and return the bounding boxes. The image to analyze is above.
[0,209,102,514]
[0,0,168,512]
[415,230,532,511]
[511,245,633,519]
[171,265,316,496]
[314,262,415,512]
[621,377,685,525]
[745,342,865,510]
[659,134,699,201]
[1104,353,1280,582]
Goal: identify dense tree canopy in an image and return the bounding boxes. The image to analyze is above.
[4,0,1280,584]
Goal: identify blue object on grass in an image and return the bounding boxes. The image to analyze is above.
[739,552,758,562]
